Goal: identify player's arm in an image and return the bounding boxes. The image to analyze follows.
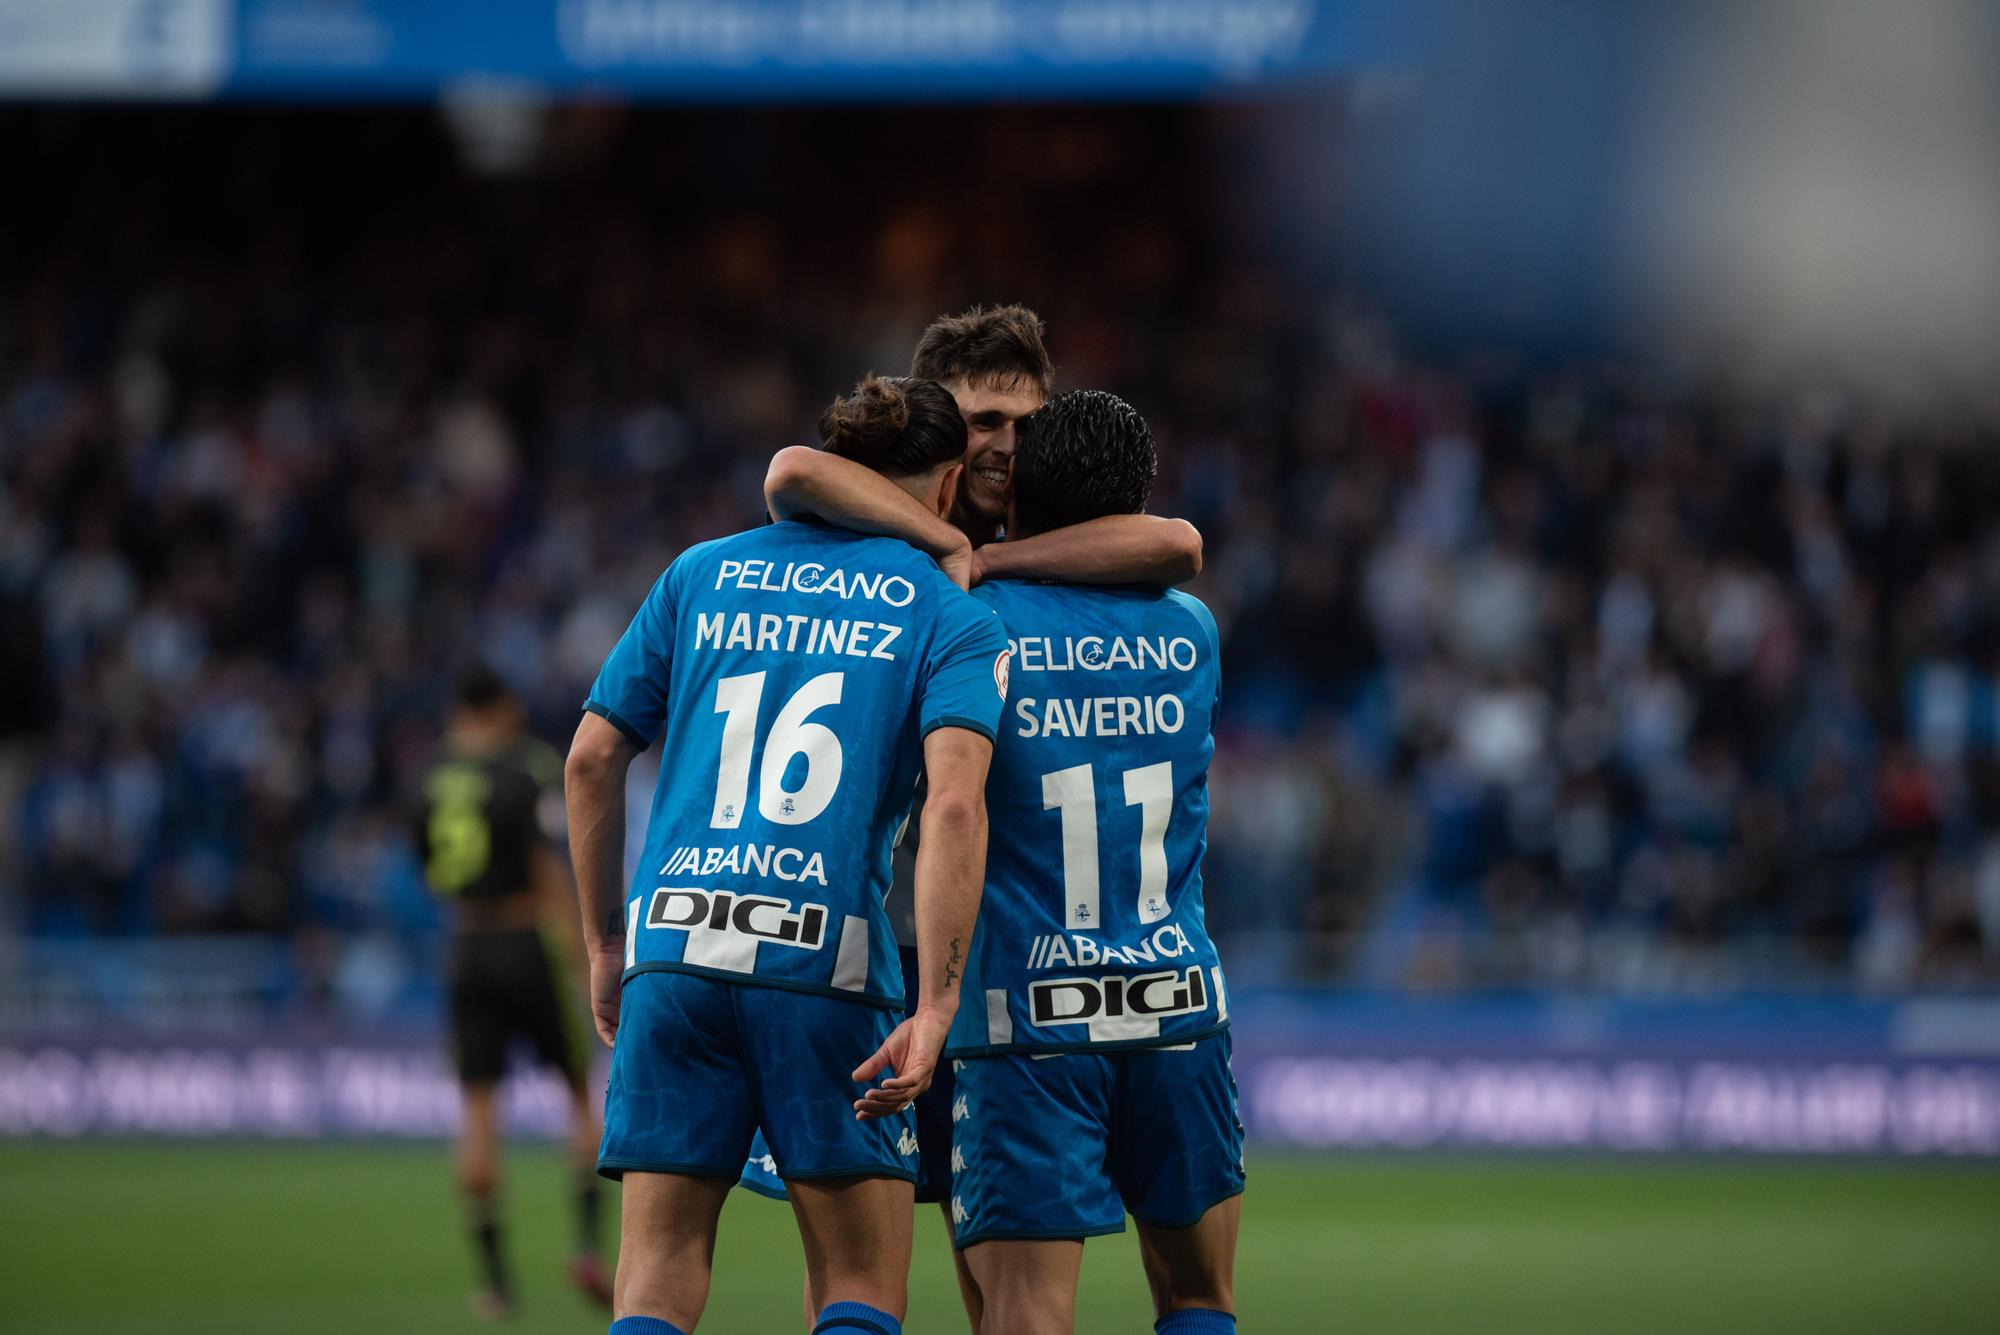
[972,513,1202,587]
[853,725,993,1119]
[564,712,638,1047]
[765,446,973,589]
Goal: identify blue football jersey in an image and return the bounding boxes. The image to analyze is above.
[946,581,1227,1055]
[586,519,1009,1010]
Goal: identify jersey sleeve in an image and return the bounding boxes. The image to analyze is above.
[584,565,679,749]
[1167,588,1223,718]
[920,591,1010,742]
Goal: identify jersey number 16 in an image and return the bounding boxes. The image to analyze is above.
[708,670,845,828]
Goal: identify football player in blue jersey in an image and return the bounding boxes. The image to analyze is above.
[951,390,1241,1335]
[747,306,1208,1331]
[564,375,1012,1335]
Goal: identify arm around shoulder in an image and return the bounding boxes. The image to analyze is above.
[975,513,1202,587]
[764,445,971,578]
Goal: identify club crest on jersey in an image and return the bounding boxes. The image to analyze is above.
[644,888,827,950]
[994,647,1011,701]
[1028,966,1208,1027]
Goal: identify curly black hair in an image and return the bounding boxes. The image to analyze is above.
[1010,389,1156,537]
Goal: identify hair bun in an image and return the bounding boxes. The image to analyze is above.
[820,375,912,464]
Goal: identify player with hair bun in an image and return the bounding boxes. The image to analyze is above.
[567,372,1009,1335]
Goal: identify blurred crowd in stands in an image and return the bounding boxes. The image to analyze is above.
[3,106,1997,1009]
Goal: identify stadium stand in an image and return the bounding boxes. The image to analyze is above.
[2,105,1996,1027]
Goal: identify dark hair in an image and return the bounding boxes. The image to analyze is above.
[455,664,512,712]
[909,304,1055,398]
[818,374,967,476]
[1011,390,1156,535]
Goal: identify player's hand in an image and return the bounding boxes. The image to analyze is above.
[851,1005,952,1120]
[939,539,974,592]
[588,948,623,1048]
[966,545,990,588]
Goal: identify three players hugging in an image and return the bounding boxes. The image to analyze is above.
[563,307,1240,1335]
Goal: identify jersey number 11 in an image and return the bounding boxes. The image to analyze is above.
[1042,761,1174,930]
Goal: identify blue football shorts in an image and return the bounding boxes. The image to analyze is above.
[949,1031,1244,1249]
[599,969,918,1185]
[739,946,954,1202]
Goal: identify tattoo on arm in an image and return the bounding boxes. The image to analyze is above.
[944,936,962,989]
[605,908,627,939]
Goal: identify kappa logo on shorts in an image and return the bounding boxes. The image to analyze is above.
[952,1093,969,1123]
[644,888,827,949]
[897,1127,919,1157]
[950,1144,966,1173]
[951,1196,970,1227]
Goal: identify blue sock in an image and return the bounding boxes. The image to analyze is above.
[609,1318,688,1335]
[812,1300,902,1335]
[1157,1309,1237,1335]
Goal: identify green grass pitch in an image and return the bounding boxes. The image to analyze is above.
[2,1143,1995,1334]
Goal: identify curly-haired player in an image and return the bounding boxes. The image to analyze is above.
[949,390,1241,1335]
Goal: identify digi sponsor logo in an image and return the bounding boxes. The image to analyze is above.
[1029,966,1209,1027]
[897,1127,919,1157]
[644,888,827,950]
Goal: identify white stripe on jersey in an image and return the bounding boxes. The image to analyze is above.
[985,989,1013,1046]
[831,915,870,991]
[684,919,759,973]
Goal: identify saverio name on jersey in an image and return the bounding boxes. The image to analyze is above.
[1012,692,1185,738]
[657,842,828,885]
